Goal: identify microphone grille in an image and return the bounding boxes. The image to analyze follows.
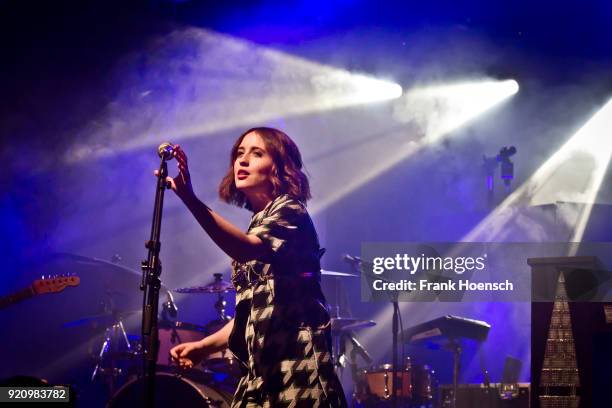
[158,142,174,160]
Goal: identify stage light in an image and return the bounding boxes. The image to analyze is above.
[310,71,403,105]
[335,79,520,364]
[64,28,402,162]
[392,79,519,142]
[310,78,519,213]
[463,97,612,244]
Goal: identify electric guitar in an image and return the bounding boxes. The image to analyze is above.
[0,275,80,310]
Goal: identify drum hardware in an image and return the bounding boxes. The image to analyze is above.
[344,332,373,365]
[175,272,235,352]
[342,331,375,403]
[161,290,178,320]
[173,274,240,381]
[208,273,234,325]
[88,294,141,395]
[329,315,375,375]
[324,258,368,374]
[175,273,235,294]
[91,318,137,395]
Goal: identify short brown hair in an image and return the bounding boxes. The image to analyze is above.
[219,127,311,210]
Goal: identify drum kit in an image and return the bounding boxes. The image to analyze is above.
[5,254,435,407]
[101,273,241,407]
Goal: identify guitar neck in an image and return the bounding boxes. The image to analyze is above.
[0,286,35,310]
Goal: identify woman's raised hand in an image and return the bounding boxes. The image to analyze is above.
[155,144,194,202]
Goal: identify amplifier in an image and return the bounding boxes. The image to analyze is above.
[438,383,530,408]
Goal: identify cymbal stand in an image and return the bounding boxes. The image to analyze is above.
[329,304,342,371]
[91,319,132,395]
[391,298,400,408]
[213,273,232,322]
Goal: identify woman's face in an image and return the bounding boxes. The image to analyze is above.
[234,131,275,197]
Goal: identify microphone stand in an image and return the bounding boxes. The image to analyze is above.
[345,255,402,408]
[140,156,170,407]
[391,297,400,408]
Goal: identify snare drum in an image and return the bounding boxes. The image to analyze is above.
[158,320,242,379]
[107,372,232,407]
[157,321,208,367]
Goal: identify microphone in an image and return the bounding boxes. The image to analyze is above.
[164,290,178,318]
[344,332,373,364]
[342,254,362,266]
[157,142,175,161]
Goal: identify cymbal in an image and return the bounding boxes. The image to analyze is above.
[176,275,235,294]
[321,269,359,278]
[330,317,376,333]
[29,252,166,314]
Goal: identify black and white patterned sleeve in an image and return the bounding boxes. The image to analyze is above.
[248,195,306,263]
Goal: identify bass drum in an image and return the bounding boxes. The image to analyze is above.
[107,372,233,408]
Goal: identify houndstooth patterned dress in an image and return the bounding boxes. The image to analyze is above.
[228,194,347,408]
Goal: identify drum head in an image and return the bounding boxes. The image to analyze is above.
[107,372,232,407]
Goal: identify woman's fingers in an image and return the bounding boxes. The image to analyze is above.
[174,144,186,158]
[162,176,173,191]
[151,146,192,196]
[170,344,194,370]
[174,145,188,165]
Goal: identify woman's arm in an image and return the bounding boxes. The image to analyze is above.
[182,194,265,263]
[170,319,234,368]
[165,145,266,263]
[198,318,234,353]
